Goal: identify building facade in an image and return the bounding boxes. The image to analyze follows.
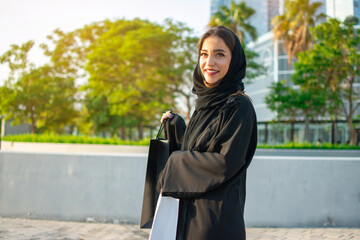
[210,0,232,15]
[210,0,360,145]
[326,0,360,22]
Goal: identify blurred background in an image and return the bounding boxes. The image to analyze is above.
[0,0,360,230]
[1,0,359,147]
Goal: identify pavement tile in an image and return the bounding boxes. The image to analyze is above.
[1,218,360,240]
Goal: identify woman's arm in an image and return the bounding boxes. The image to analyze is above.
[157,97,257,198]
[164,114,186,152]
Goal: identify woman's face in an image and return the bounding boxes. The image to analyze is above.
[199,36,232,86]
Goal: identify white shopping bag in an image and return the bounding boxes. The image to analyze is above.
[149,194,179,240]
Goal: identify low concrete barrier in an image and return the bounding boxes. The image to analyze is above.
[0,151,147,224]
[245,154,360,227]
[0,141,149,154]
[0,149,359,227]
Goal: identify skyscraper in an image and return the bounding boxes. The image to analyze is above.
[210,0,328,36]
[326,0,360,22]
[210,0,280,36]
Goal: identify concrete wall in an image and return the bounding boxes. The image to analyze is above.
[0,152,147,224]
[0,150,359,227]
[245,156,360,227]
[0,141,149,154]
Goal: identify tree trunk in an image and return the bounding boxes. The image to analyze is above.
[128,127,133,141]
[138,123,143,140]
[120,126,126,140]
[264,122,268,144]
[345,76,357,145]
[149,127,154,139]
[331,119,338,144]
[30,111,36,134]
[346,116,357,145]
[290,121,295,142]
[304,117,310,143]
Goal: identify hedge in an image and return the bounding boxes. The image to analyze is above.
[2,134,360,149]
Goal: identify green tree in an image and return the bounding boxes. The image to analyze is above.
[84,19,174,139]
[41,20,127,136]
[265,80,326,142]
[40,19,116,79]
[292,17,360,144]
[163,19,199,121]
[41,19,201,135]
[0,41,77,133]
[271,0,326,65]
[209,1,257,43]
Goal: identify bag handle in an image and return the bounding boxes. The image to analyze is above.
[156,111,172,140]
[156,121,165,140]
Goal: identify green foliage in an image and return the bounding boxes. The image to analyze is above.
[162,19,199,121]
[1,18,200,137]
[293,18,360,144]
[271,0,326,64]
[265,80,299,121]
[3,134,359,149]
[265,80,326,121]
[209,1,257,43]
[266,17,360,144]
[84,19,175,134]
[2,134,150,146]
[257,142,360,150]
[0,41,77,134]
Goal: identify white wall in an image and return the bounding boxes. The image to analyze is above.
[1,150,360,227]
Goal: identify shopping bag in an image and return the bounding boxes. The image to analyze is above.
[149,194,180,240]
[140,123,169,228]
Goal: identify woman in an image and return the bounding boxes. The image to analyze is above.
[158,26,257,240]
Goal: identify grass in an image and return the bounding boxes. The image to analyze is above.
[1,134,150,146]
[2,134,359,149]
[257,142,360,150]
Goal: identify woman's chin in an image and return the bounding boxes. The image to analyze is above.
[205,79,220,85]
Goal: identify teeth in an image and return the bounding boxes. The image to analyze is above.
[207,70,217,73]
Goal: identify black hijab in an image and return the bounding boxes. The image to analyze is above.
[192,28,246,111]
[181,27,247,151]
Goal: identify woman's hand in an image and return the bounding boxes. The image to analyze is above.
[161,111,174,123]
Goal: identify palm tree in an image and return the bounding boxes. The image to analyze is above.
[271,0,326,65]
[209,1,257,43]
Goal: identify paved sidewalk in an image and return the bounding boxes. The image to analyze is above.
[1,217,359,240]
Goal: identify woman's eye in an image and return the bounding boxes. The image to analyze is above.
[217,53,225,57]
[200,53,208,57]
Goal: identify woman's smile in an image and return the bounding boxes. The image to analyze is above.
[204,68,220,75]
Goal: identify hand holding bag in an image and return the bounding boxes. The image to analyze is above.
[140,114,186,229]
[140,122,170,228]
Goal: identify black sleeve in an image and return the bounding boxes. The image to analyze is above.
[158,98,257,198]
[164,114,186,153]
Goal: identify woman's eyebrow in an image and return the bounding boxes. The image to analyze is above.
[214,49,226,52]
[200,49,227,52]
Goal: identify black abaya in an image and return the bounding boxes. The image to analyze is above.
[157,27,257,240]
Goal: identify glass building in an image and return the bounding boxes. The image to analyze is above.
[326,0,360,22]
[211,0,232,15]
[210,0,360,145]
[210,0,327,36]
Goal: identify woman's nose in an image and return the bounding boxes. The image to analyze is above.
[207,54,215,66]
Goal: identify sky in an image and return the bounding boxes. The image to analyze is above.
[0,0,210,83]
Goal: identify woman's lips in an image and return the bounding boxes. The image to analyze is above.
[205,69,219,76]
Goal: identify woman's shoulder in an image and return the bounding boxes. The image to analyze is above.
[222,93,255,113]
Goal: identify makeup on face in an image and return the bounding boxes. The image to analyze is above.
[199,36,232,86]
